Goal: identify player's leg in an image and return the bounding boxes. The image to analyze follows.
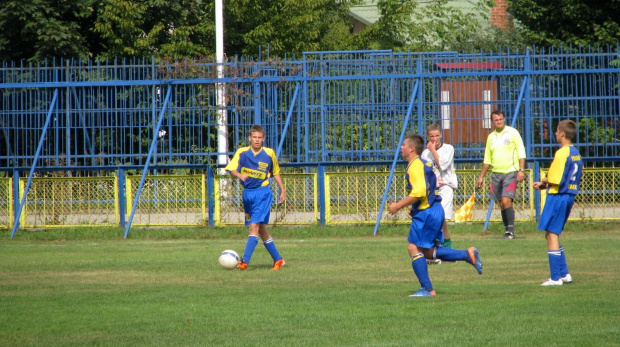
[543,231,563,285]
[441,220,452,248]
[500,196,515,238]
[434,246,482,274]
[559,245,572,283]
[558,195,575,283]
[538,194,573,285]
[494,172,517,238]
[408,243,435,296]
[439,187,454,248]
[407,208,441,297]
[238,223,259,270]
[259,224,285,270]
[238,187,270,270]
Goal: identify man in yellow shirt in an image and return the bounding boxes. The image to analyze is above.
[476,110,526,239]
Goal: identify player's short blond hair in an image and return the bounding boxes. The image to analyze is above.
[249,125,265,136]
[427,123,441,134]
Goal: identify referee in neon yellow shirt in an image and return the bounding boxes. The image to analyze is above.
[476,110,526,239]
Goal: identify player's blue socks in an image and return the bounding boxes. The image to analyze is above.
[548,250,563,280]
[242,235,259,263]
[263,237,282,261]
[559,246,569,277]
[411,253,433,291]
[436,246,468,261]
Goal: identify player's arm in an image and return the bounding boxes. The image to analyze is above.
[269,151,286,203]
[534,148,566,190]
[436,145,454,172]
[229,169,248,181]
[477,164,491,188]
[273,174,286,204]
[426,142,441,169]
[389,160,423,214]
[224,150,248,181]
[516,158,526,181]
[388,196,418,214]
[545,147,569,188]
[533,177,548,190]
[515,130,527,181]
[477,137,493,187]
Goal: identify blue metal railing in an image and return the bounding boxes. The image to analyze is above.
[1,49,618,170]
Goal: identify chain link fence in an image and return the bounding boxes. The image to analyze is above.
[0,169,617,229]
[0,178,12,227]
[17,177,117,227]
[126,175,205,226]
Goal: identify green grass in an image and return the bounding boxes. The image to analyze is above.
[1,222,619,346]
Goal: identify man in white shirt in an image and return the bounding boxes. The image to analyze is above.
[421,123,458,249]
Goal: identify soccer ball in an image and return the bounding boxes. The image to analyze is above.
[219,250,240,270]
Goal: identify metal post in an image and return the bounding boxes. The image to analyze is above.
[123,86,172,238]
[373,80,420,235]
[11,89,59,238]
[318,165,326,226]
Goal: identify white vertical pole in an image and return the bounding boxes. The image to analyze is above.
[215,0,228,174]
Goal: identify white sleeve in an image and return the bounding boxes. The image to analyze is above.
[437,145,454,172]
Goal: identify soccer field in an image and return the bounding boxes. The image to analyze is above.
[1,223,619,346]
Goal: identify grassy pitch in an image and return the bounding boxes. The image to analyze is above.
[1,222,619,346]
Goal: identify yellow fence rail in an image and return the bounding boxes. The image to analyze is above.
[126,175,206,226]
[1,168,618,229]
[17,177,117,228]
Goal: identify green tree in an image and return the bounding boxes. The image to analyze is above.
[507,0,620,47]
[352,0,519,53]
[0,0,96,61]
[224,0,359,57]
[413,0,528,52]
[0,0,360,61]
[93,0,214,59]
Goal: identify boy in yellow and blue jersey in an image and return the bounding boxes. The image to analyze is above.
[388,134,482,297]
[225,125,286,270]
[534,120,582,286]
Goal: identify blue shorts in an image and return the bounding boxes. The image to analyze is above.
[538,194,575,234]
[242,186,273,226]
[407,201,445,249]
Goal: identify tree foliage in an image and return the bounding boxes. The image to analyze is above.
[352,0,519,53]
[0,0,360,62]
[0,0,96,61]
[507,0,620,47]
[224,0,359,57]
[0,0,531,62]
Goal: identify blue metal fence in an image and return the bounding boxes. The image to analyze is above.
[1,48,619,173]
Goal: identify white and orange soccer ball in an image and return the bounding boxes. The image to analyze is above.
[219,250,240,270]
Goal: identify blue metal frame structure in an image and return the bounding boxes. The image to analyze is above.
[123,86,172,238]
[9,90,59,238]
[1,48,619,235]
[373,80,420,235]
